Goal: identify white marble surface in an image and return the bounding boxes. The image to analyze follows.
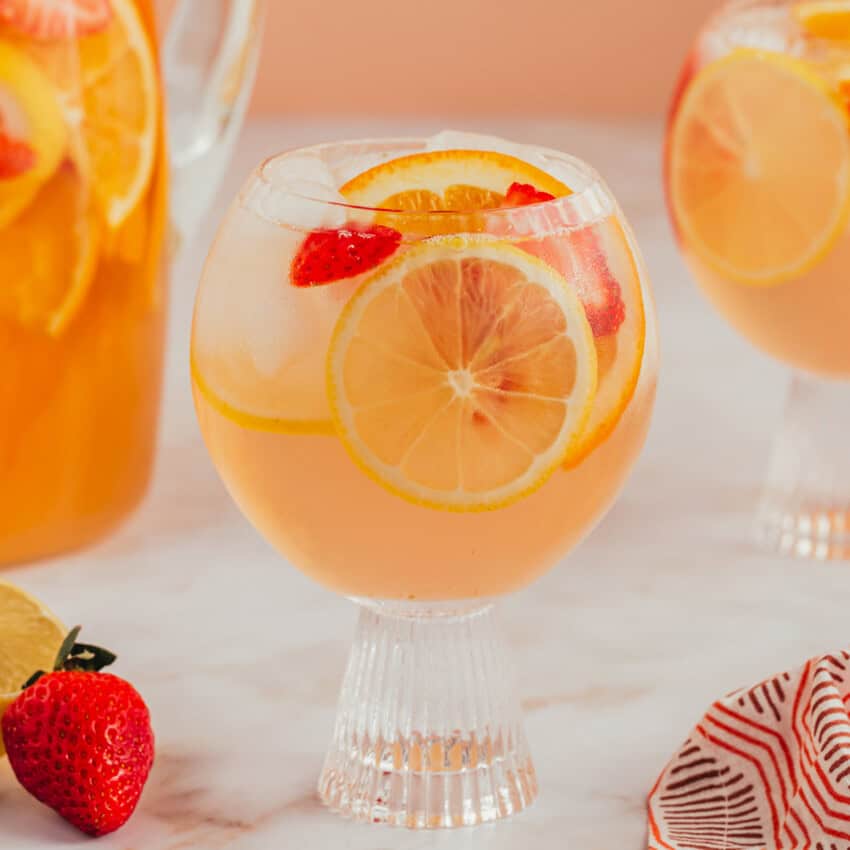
[5,118,850,850]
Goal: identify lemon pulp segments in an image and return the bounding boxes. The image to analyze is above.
[327,236,598,512]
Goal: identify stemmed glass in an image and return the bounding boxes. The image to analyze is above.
[666,0,850,558]
[191,136,658,827]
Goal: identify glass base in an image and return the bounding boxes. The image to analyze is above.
[318,601,537,828]
[756,374,850,561]
[755,507,850,560]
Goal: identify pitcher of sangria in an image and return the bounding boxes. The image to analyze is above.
[0,0,263,564]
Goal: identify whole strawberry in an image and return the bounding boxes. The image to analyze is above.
[1,627,154,837]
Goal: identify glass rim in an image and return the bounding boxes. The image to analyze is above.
[250,137,615,229]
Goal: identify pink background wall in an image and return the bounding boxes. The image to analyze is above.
[162,0,723,117]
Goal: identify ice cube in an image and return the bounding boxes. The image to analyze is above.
[253,179,348,230]
[428,129,557,182]
[703,6,792,62]
[242,280,311,377]
[429,129,513,154]
[253,153,350,229]
[427,129,549,164]
[262,154,337,188]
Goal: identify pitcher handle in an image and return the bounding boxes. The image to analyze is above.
[162,0,265,244]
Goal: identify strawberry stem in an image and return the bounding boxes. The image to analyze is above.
[53,625,83,669]
[21,626,118,689]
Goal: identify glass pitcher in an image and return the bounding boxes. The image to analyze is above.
[0,0,264,565]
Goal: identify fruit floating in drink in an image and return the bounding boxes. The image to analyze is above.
[191,134,659,827]
[667,0,850,558]
[0,0,262,565]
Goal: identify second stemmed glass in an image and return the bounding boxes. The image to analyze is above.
[191,136,658,827]
[666,0,850,559]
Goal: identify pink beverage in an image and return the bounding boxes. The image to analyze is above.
[192,139,658,600]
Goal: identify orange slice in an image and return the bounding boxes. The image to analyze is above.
[327,237,597,512]
[511,217,646,466]
[0,163,99,335]
[565,220,645,466]
[0,41,66,229]
[10,0,159,228]
[340,149,571,234]
[794,0,850,40]
[668,48,850,286]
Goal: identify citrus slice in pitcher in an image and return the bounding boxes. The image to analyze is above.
[668,47,850,285]
[0,0,113,38]
[794,0,850,40]
[14,0,159,228]
[327,237,597,511]
[0,41,67,229]
[0,581,66,756]
[0,163,99,334]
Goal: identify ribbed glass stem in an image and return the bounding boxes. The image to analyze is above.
[756,375,850,560]
[318,601,537,828]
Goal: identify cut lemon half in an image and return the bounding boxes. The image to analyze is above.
[0,163,99,335]
[13,0,159,228]
[794,0,850,40]
[668,47,850,286]
[0,581,66,757]
[327,237,597,512]
[340,149,571,234]
[0,41,67,229]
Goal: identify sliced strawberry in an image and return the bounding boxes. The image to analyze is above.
[291,222,402,287]
[579,266,626,337]
[571,229,626,337]
[0,0,112,39]
[0,131,36,179]
[505,181,556,207]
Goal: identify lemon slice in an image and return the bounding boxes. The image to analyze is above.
[0,163,100,335]
[13,0,159,229]
[327,236,597,512]
[191,358,336,436]
[794,0,850,39]
[0,41,67,230]
[668,47,850,286]
[0,582,66,756]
